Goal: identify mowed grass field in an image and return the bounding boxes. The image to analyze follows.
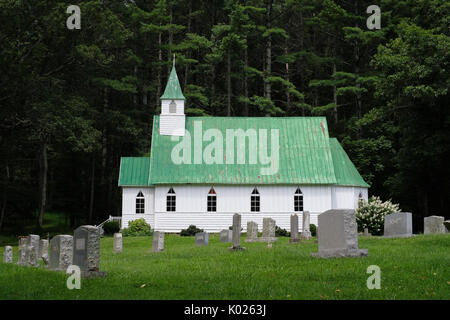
[0,234,449,300]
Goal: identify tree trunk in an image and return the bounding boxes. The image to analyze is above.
[333,62,338,124]
[168,6,173,75]
[101,87,109,184]
[37,141,48,227]
[227,51,231,116]
[184,0,192,91]
[0,164,9,229]
[244,43,249,116]
[88,155,95,224]
[284,41,290,112]
[264,0,273,100]
[156,30,162,108]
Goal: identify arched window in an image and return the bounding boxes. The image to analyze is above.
[294,187,303,212]
[136,191,145,214]
[251,188,260,212]
[169,100,177,113]
[207,187,217,212]
[166,187,176,212]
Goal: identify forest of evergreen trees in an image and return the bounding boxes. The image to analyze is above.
[0,0,449,232]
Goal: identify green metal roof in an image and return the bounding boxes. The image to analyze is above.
[118,157,151,186]
[160,65,185,100]
[148,116,338,185]
[329,138,370,187]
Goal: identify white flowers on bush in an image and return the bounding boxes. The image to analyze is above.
[356,196,400,235]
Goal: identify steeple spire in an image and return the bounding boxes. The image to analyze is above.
[160,55,185,100]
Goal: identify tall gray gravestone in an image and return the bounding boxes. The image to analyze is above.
[49,235,73,271]
[229,214,245,251]
[27,235,40,267]
[114,233,123,253]
[289,214,300,243]
[424,216,446,235]
[312,209,368,258]
[17,236,28,266]
[301,212,312,240]
[245,221,258,242]
[73,225,105,277]
[39,239,49,258]
[384,212,413,238]
[260,218,278,242]
[3,246,12,263]
[220,229,233,243]
[195,232,209,246]
[152,231,164,252]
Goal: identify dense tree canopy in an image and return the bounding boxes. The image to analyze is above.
[0,0,448,232]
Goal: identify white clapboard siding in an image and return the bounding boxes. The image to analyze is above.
[121,184,368,232]
[159,114,185,136]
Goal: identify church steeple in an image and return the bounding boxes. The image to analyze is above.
[160,56,185,100]
[159,55,186,136]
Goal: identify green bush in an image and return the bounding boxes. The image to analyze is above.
[103,221,120,235]
[356,196,400,235]
[310,223,317,237]
[121,218,152,237]
[275,226,289,237]
[180,225,204,236]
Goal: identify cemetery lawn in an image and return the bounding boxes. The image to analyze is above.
[0,234,449,300]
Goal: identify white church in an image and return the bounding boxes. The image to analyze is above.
[118,63,369,232]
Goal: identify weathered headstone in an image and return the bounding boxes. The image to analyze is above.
[39,239,49,258]
[245,221,259,242]
[73,225,105,277]
[424,216,446,235]
[49,235,73,271]
[195,232,209,246]
[17,236,28,266]
[260,218,278,242]
[301,212,312,240]
[444,220,450,233]
[3,246,12,263]
[27,235,40,267]
[113,233,123,253]
[220,229,233,243]
[289,214,300,243]
[152,231,164,252]
[229,214,245,251]
[315,226,319,243]
[363,228,371,237]
[383,212,413,238]
[312,209,368,258]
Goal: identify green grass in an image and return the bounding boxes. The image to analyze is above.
[0,234,449,300]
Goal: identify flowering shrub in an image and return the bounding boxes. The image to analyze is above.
[356,196,400,235]
[121,218,152,237]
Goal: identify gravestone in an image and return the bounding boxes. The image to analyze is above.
[152,231,164,252]
[289,214,300,243]
[312,209,368,258]
[383,212,413,238]
[17,236,28,266]
[260,218,278,242]
[220,229,233,243]
[363,228,371,237]
[49,235,73,271]
[301,212,312,240]
[444,220,450,233]
[195,232,209,246]
[229,214,245,251]
[424,216,446,235]
[245,221,259,242]
[114,233,123,253]
[3,246,12,263]
[27,235,40,267]
[73,225,105,277]
[39,239,49,258]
